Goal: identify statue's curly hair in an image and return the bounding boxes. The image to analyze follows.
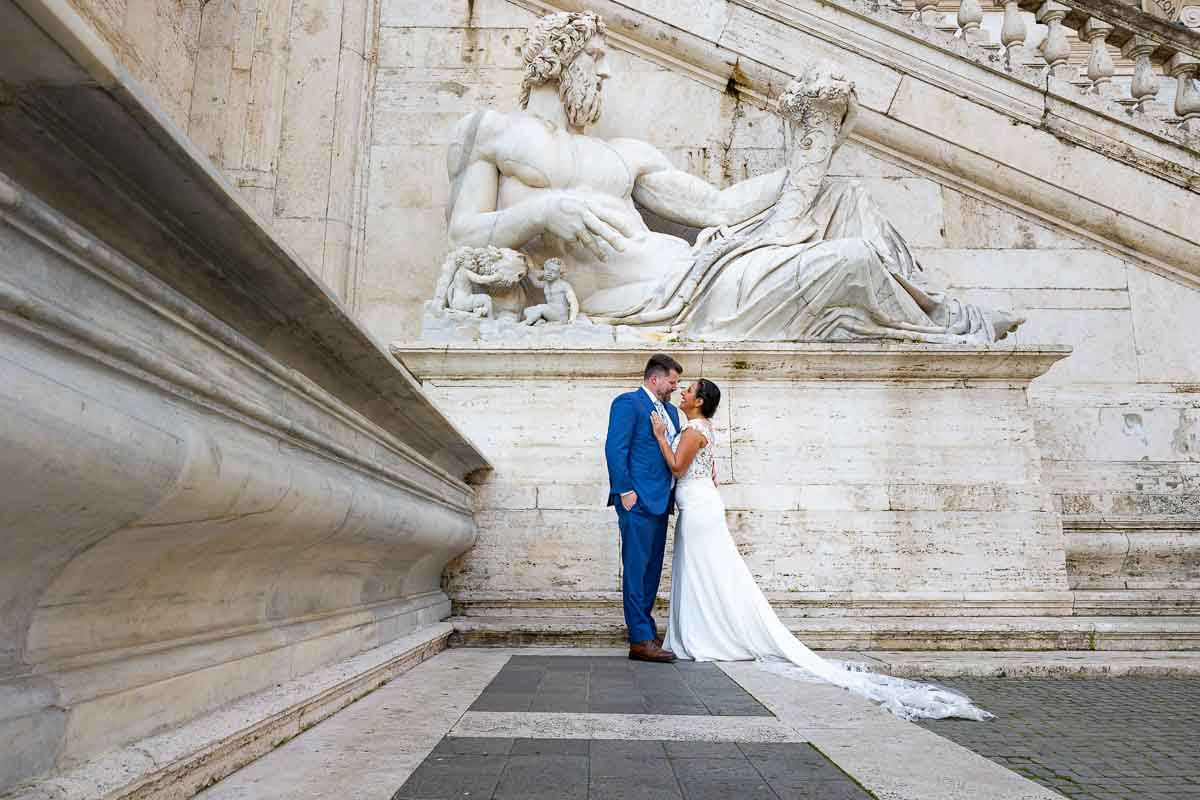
[519,11,607,110]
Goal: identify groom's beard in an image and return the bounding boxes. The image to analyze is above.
[559,59,603,129]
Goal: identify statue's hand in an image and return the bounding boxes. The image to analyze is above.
[539,192,637,261]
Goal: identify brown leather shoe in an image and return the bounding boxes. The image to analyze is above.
[629,640,676,663]
[654,636,664,648]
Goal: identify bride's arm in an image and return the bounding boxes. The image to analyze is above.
[650,414,706,478]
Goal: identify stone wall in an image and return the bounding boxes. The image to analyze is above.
[184,0,376,299]
[65,0,204,129]
[62,0,376,301]
[398,345,1075,630]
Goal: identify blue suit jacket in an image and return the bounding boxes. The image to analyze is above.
[605,388,681,516]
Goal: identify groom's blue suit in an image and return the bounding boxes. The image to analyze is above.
[605,388,681,644]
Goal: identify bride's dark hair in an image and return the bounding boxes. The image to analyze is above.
[694,378,721,418]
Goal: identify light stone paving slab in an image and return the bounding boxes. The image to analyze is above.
[450,712,802,742]
[194,648,515,800]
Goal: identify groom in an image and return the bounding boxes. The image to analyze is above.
[605,353,683,663]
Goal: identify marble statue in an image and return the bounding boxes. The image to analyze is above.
[522,258,579,325]
[432,245,530,320]
[437,10,1023,343]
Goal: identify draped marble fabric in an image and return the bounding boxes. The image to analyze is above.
[592,179,1014,344]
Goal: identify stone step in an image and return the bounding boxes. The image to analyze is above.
[449,615,1200,651]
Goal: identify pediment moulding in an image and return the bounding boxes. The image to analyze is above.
[393,342,1072,383]
[509,0,1200,287]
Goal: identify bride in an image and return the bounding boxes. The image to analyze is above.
[650,380,993,722]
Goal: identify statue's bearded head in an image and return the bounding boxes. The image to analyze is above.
[520,11,610,129]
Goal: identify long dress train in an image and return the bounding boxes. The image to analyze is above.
[662,418,992,722]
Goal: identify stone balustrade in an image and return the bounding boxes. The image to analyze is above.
[900,0,1200,131]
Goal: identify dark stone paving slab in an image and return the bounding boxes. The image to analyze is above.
[468,656,773,717]
[392,738,875,800]
[916,677,1200,800]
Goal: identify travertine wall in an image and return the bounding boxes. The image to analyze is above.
[66,0,375,300]
[66,0,204,128]
[397,345,1073,625]
[185,0,376,299]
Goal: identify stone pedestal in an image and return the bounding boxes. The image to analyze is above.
[392,343,1128,648]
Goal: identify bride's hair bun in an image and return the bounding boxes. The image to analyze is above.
[695,379,721,419]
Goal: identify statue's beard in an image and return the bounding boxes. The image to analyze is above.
[559,60,603,128]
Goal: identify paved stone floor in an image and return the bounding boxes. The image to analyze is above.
[917,677,1200,800]
[470,655,771,716]
[204,652,1161,800]
[394,737,873,799]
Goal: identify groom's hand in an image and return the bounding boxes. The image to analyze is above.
[621,491,638,511]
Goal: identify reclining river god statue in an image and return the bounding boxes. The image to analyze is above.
[434,10,1023,343]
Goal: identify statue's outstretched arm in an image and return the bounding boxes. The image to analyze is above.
[619,138,786,228]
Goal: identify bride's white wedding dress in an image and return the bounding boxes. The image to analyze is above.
[662,418,992,722]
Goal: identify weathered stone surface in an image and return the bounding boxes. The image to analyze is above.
[6,627,451,800]
[64,0,203,129]
[1127,268,1200,384]
[396,343,1072,622]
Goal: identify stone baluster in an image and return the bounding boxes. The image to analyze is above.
[1080,19,1117,97]
[1121,36,1162,111]
[1036,2,1074,80]
[913,0,940,25]
[957,0,990,44]
[1001,0,1029,67]
[1166,53,1200,132]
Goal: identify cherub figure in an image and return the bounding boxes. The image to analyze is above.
[432,246,529,318]
[522,258,579,325]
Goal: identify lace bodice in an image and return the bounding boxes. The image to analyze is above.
[675,418,715,482]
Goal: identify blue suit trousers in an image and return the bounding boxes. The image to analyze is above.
[616,503,669,643]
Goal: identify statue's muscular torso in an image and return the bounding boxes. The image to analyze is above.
[457,110,647,218]
[448,109,692,307]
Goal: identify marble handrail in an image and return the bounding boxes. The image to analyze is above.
[903,0,1200,131]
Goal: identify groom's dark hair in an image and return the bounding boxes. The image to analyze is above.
[644,353,683,381]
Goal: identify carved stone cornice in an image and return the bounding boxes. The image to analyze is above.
[392,342,1072,383]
